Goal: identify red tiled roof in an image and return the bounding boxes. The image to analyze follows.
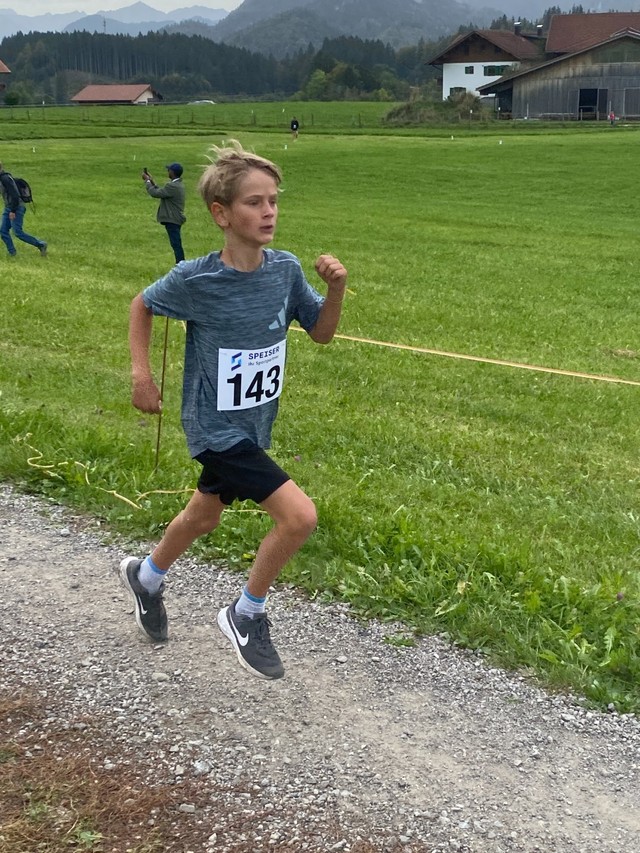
[430,29,541,65]
[480,30,542,59]
[0,59,10,73]
[71,84,153,102]
[546,12,640,53]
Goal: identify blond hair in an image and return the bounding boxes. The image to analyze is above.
[198,139,282,208]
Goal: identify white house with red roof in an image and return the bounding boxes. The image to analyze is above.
[429,26,544,100]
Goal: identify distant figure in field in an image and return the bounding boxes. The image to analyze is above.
[290,117,299,139]
[142,162,186,264]
[609,111,616,126]
[0,161,47,258]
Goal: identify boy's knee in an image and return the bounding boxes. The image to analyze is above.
[290,497,318,538]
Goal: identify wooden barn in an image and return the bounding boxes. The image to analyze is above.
[71,84,160,106]
[479,21,640,120]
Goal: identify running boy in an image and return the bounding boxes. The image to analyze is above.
[120,140,347,680]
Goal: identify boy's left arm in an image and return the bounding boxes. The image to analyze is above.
[308,254,348,344]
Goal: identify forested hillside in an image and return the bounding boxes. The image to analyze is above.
[205,0,496,49]
[217,8,340,58]
[0,29,440,104]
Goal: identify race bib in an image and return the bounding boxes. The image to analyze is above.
[217,339,286,411]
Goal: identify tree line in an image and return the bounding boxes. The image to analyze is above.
[0,30,439,104]
[488,5,585,33]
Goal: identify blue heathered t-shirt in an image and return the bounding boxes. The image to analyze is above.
[142,248,324,456]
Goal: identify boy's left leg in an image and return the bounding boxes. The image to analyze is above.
[217,480,317,680]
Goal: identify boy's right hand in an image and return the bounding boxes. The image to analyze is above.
[132,377,162,414]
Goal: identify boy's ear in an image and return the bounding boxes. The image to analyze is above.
[210,201,228,228]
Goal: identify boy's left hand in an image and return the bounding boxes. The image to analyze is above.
[315,254,347,289]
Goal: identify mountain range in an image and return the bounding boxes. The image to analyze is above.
[0,3,228,39]
[206,0,502,51]
[2,1,640,53]
[170,0,609,55]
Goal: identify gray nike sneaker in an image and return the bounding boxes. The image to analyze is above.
[119,557,168,642]
[217,599,284,680]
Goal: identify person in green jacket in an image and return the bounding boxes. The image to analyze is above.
[142,162,186,263]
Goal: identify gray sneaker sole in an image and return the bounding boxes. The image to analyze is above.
[118,557,145,636]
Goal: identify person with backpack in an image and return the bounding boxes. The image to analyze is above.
[0,162,47,258]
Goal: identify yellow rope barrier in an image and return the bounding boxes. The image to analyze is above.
[16,324,640,510]
[291,327,640,388]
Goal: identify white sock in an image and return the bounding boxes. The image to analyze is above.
[235,586,266,619]
[138,556,167,594]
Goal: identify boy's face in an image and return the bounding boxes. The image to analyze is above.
[212,168,279,248]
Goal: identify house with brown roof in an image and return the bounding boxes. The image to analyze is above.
[475,13,640,120]
[429,26,545,100]
[0,58,10,95]
[71,84,160,105]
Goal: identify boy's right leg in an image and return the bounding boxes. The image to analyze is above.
[119,489,225,641]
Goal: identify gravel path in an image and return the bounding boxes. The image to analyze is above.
[1,485,639,853]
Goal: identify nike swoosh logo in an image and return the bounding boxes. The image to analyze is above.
[136,595,148,615]
[232,622,249,646]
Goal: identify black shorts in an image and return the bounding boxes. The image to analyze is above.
[195,440,290,506]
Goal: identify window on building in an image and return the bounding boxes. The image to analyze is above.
[484,65,509,76]
[449,87,466,97]
[465,66,474,74]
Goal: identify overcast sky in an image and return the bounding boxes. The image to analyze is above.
[16,1,241,16]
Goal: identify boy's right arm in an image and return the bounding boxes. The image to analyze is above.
[129,293,162,414]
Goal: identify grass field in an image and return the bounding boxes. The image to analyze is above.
[1,106,639,712]
[0,101,397,140]
[0,100,626,140]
